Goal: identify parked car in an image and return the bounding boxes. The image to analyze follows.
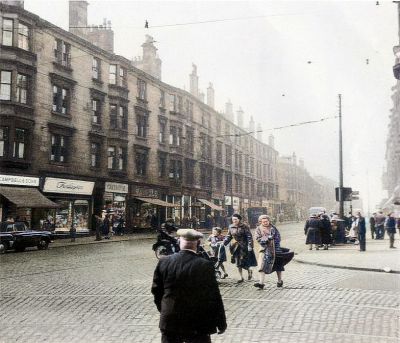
[0,221,53,253]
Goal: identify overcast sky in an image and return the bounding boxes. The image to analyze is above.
[25,0,398,212]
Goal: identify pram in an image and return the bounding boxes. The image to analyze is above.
[200,243,227,280]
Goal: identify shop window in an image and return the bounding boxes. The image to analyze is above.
[2,18,13,46]
[0,126,9,157]
[0,70,11,100]
[92,99,101,124]
[18,23,29,50]
[50,200,89,233]
[13,128,26,159]
[92,57,100,80]
[52,85,70,115]
[54,39,71,67]
[135,150,148,176]
[109,64,117,85]
[16,73,28,104]
[137,114,147,137]
[137,79,146,100]
[90,142,100,168]
[50,134,68,163]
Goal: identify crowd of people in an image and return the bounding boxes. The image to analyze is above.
[93,210,125,241]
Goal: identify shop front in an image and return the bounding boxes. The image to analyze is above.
[0,174,58,228]
[40,177,95,234]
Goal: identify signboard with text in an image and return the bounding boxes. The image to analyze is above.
[43,178,94,195]
[105,182,128,194]
[0,174,39,187]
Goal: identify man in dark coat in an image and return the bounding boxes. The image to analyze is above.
[369,214,376,239]
[320,214,332,250]
[356,211,366,251]
[151,229,227,343]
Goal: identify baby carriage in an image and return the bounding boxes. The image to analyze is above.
[201,242,227,281]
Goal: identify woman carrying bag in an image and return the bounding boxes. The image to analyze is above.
[254,215,294,289]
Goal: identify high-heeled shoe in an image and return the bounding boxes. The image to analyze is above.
[253,282,265,289]
[236,278,244,284]
[277,280,283,288]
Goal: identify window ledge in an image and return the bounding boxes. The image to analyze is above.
[135,135,148,141]
[49,161,68,167]
[108,170,127,178]
[53,61,73,73]
[51,111,71,119]
[92,78,104,85]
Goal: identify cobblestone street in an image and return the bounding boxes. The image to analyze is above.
[0,223,399,343]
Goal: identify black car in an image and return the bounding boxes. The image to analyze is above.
[0,221,52,253]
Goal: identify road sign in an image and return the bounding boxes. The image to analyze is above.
[335,187,352,201]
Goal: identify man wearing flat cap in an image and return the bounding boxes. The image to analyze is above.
[151,229,227,343]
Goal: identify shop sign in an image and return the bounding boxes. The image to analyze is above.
[131,186,160,198]
[105,182,128,194]
[43,177,94,195]
[0,174,39,187]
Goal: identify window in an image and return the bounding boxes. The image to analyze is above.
[110,104,117,129]
[13,128,26,159]
[216,119,221,135]
[2,18,13,46]
[216,142,222,163]
[216,169,223,186]
[92,57,100,80]
[169,160,182,180]
[90,142,100,168]
[250,158,254,175]
[0,71,11,100]
[0,127,9,157]
[120,67,127,87]
[54,39,71,67]
[119,106,128,130]
[188,101,193,121]
[158,153,167,178]
[169,126,181,146]
[50,134,67,163]
[52,85,69,114]
[107,146,116,169]
[177,96,183,113]
[160,90,165,108]
[138,79,146,100]
[159,121,166,143]
[235,149,239,171]
[186,129,194,153]
[185,159,194,185]
[16,74,28,104]
[137,114,147,137]
[92,99,101,124]
[118,147,126,171]
[225,172,232,192]
[18,23,29,50]
[169,94,177,112]
[225,145,232,166]
[109,64,117,85]
[135,150,148,176]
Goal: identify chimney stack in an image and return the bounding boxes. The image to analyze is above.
[236,107,244,127]
[0,0,24,8]
[268,134,275,148]
[132,35,162,80]
[256,123,263,142]
[207,83,214,108]
[69,1,88,38]
[225,100,233,118]
[189,64,199,97]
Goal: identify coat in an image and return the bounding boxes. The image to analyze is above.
[385,217,397,234]
[224,223,257,269]
[320,216,332,244]
[151,250,227,336]
[304,218,322,245]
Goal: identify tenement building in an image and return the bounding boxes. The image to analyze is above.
[0,1,280,231]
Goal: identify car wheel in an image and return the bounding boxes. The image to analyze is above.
[0,242,8,254]
[154,245,170,259]
[37,239,49,250]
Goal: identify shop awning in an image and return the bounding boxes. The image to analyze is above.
[135,197,179,208]
[0,186,59,208]
[198,199,224,211]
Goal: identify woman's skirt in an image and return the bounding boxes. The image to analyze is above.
[258,247,294,274]
[231,246,257,269]
[306,227,321,245]
[320,229,332,244]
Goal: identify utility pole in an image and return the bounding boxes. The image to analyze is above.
[338,94,344,219]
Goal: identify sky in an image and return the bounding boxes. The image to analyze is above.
[24,0,398,213]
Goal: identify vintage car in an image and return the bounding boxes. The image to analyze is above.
[0,221,53,253]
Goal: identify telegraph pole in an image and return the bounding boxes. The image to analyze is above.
[338,94,344,219]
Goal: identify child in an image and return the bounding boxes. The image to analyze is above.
[207,227,228,278]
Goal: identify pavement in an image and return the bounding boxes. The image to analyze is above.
[50,227,400,274]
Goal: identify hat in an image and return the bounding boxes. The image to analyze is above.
[176,229,203,241]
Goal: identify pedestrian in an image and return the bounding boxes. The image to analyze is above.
[207,227,228,279]
[375,211,385,239]
[355,211,366,251]
[102,214,111,239]
[254,215,294,289]
[320,213,332,250]
[94,212,103,241]
[223,213,257,283]
[385,212,397,248]
[150,211,159,230]
[304,214,322,250]
[369,213,376,239]
[151,229,227,343]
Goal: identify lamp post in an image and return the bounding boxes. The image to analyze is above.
[338,94,344,219]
